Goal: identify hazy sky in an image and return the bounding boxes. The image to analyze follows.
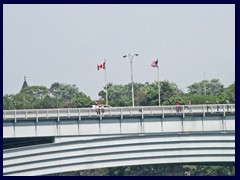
[3,4,235,100]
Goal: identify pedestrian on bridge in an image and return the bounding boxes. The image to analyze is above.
[187,100,192,113]
[206,101,210,112]
[179,101,183,113]
[226,100,230,111]
[101,105,105,117]
[175,101,179,114]
[216,100,220,112]
[95,105,100,116]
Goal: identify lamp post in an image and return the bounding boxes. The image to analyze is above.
[123,53,139,107]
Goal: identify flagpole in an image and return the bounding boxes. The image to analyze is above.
[104,59,108,105]
[157,64,161,106]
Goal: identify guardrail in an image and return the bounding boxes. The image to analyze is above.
[3,104,235,121]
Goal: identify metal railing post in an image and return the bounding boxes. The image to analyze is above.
[182,106,185,118]
[14,110,17,123]
[57,109,60,122]
[88,109,91,117]
[120,107,123,119]
[202,105,205,117]
[223,105,226,116]
[78,108,81,121]
[162,106,164,118]
[36,110,38,122]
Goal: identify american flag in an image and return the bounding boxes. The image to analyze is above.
[151,60,158,67]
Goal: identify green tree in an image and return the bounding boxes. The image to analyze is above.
[12,86,51,109]
[71,92,95,108]
[98,81,183,107]
[3,94,15,110]
[220,82,235,103]
[98,83,132,106]
[160,80,183,102]
[188,79,224,96]
[50,82,79,102]
[188,165,235,176]
[3,83,95,109]
[20,86,50,98]
[163,94,222,105]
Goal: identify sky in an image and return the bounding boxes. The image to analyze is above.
[3,4,235,100]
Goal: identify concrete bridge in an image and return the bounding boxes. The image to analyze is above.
[3,104,235,176]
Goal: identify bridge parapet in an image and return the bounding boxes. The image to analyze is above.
[3,104,235,121]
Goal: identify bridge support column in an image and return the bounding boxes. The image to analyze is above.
[182,106,185,118]
[162,107,164,118]
[120,118,122,134]
[141,107,144,133]
[35,110,38,136]
[99,117,101,134]
[222,116,226,131]
[161,117,163,133]
[202,105,205,117]
[35,122,38,136]
[13,122,16,137]
[13,110,17,137]
[78,108,81,135]
[181,117,184,132]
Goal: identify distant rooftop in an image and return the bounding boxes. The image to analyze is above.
[21,76,28,91]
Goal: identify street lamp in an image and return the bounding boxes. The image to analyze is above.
[123,53,139,107]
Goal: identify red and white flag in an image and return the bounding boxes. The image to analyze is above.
[151,59,158,68]
[97,62,106,70]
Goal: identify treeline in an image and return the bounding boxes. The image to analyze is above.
[99,79,234,106]
[3,82,94,110]
[3,79,235,110]
[49,164,235,176]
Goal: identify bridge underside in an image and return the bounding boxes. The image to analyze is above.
[3,131,235,176]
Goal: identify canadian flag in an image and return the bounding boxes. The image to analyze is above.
[97,62,106,70]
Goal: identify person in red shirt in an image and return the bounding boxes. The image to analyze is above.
[101,105,105,117]
[175,101,179,114]
[95,104,100,116]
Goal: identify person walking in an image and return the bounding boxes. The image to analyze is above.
[226,100,230,112]
[206,101,210,112]
[187,100,192,113]
[179,101,183,113]
[216,100,220,112]
[101,105,105,117]
[95,104,100,116]
[175,101,179,114]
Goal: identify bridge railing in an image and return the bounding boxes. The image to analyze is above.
[3,104,235,121]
